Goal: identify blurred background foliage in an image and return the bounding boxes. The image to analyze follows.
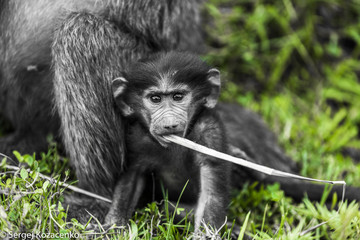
[204,0,360,182]
[205,0,360,93]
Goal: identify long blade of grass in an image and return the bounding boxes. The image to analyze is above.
[163,135,345,185]
[238,211,251,240]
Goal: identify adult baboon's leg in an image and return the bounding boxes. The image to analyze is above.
[52,12,151,197]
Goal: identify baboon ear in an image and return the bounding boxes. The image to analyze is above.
[205,68,221,108]
[112,77,127,98]
[112,77,133,116]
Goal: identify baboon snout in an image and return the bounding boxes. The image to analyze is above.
[156,117,186,135]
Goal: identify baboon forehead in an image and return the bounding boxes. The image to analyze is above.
[143,81,191,96]
[126,52,212,91]
[155,70,183,91]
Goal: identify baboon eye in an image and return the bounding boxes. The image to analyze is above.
[173,93,184,101]
[150,95,161,103]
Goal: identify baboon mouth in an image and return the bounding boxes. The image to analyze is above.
[162,131,183,137]
[156,132,183,148]
[156,136,171,148]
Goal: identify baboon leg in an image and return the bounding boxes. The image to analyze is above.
[52,12,152,196]
[105,171,146,225]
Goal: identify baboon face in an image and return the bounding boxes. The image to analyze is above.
[112,52,221,147]
[141,78,192,147]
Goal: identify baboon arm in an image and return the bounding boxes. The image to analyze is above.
[105,170,145,226]
[194,163,229,231]
[192,116,230,231]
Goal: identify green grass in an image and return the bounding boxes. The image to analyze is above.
[2,0,360,239]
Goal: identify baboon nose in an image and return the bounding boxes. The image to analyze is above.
[164,124,179,130]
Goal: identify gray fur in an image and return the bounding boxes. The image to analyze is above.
[0,1,204,195]
[52,12,140,195]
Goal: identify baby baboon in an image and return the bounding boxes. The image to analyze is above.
[107,51,229,229]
